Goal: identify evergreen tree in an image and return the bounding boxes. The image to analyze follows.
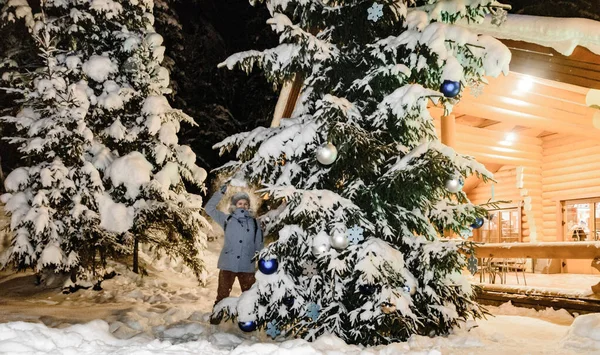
[0,26,108,274]
[2,0,209,281]
[215,0,511,345]
[0,0,38,191]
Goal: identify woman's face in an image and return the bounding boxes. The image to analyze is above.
[236,199,250,210]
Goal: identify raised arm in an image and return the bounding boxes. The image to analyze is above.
[205,187,228,228]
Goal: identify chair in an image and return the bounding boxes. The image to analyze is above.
[489,259,507,284]
[504,258,527,285]
[477,257,496,283]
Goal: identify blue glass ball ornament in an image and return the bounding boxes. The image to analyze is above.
[258,258,278,275]
[440,80,461,98]
[238,320,257,332]
[359,284,378,296]
[470,217,484,229]
[282,296,295,308]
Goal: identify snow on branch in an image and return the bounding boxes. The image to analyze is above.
[218,13,338,84]
[369,84,439,129]
[409,0,510,25]
[384,140,491,180]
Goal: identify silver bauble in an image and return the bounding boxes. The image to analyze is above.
[445,175,464,193]
[403,285,417,295]
[330,234,349,250]
[312,243,331,256]
[316,143,338,165]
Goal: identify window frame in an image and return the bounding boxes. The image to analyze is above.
[562,197,600,242]
[473,203,522,243]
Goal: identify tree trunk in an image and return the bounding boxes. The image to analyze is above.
[133,236,139,274]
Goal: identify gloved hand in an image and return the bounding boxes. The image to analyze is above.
[219,184,228,194]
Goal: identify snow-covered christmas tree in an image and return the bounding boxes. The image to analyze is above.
[214,0,511,345]
[1,0,209,281]
[0,25,109,274]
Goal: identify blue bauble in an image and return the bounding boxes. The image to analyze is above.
[238,320,257,332]
[258,258,278,275]
[470,217,484,229]
[282,296,295,308]
[359,284,378,296]
[440,80,461,98]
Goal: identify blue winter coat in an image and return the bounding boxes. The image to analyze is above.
[205,190,264,273]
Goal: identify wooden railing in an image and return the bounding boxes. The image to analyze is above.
[474,242,600,294]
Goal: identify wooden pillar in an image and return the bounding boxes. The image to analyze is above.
[441,114,456,148]
[271,74,304,128]
[441,113,457,238]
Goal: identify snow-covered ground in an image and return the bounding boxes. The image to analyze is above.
[1,233,600,354]
[492,272,599,292]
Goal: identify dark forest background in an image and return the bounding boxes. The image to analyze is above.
[1,0,598,192]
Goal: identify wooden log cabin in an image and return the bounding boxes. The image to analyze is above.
[431,37,600,275]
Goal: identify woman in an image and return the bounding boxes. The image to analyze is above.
[205,183,263,324]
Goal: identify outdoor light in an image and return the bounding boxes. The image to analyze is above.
[500,132,517,146]
[516,76,534,92]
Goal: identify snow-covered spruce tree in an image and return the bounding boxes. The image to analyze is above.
[153,0,185,98]
[0,27,109,275]
[39,0,210,279]
[2,0,209,280]
[0,0,38,190]
[214,0,511,345]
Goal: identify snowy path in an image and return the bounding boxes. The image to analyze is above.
[1,236,600,354]
[1,309,598,354]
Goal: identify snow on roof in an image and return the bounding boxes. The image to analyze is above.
[457,14,600,56]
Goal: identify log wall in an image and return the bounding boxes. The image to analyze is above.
[440,123,544,243]
[541,134,600,274]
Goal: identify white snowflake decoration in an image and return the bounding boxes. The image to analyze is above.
[491,8,508,26]
[302,260,318,277]
[459,227,473,239]
[347,225,364,245]
[470,83,484,98]
[367,3,384,22]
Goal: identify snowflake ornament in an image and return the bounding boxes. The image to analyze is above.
[459,227,473,239]
[302,260,318,277]
[347,225,364,245]
[266,321,281,339]
[367,2,384,22]
[470,83,484,98]
[307,302,320,321]
[467,253,478,275]
[491,8,508,26]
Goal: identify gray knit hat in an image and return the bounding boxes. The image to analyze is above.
[231,192,250,206]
